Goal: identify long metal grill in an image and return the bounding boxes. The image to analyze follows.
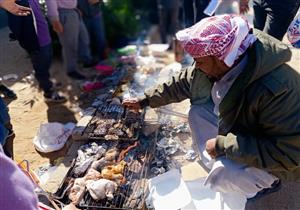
[78,148,151,209]
[54,134,156,210]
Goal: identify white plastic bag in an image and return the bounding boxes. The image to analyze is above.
[33,122,75,153]
[287,9,300,48]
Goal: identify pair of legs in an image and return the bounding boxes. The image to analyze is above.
[83,13,107,60]
[157,0,180,43]
[253,0,300,41]
[183,0,210,27]
[188,103,278,198]
[28,44,66,103]
[58,9,95,79]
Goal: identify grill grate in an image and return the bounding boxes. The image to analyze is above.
[54,133,156,210]
[78,148,151,209]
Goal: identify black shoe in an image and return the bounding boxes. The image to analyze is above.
[44,91,67,103]
[247,179,281,202]
[0,85,17,99]
[67,71,86,80]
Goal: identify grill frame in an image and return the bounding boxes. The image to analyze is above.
[54,133,156,210]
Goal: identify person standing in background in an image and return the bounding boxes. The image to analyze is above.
[240,0,300,41]
[157,0,180,44]
[183,0,210,27]
[45,0,97,80]
[6,0,66,103]
[77,0,107,60]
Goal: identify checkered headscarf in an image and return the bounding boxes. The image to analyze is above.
[176,14,256,67]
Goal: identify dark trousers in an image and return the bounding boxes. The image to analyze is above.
[29,44,53,95]
[158,0,180,43]
[253,0,300,41]
[183,0,210,27]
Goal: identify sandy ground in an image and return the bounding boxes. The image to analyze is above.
[1,23,300,209]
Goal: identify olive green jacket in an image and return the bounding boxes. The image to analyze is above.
[140,30,300,181]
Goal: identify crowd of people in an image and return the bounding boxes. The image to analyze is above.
[1,0,300,209]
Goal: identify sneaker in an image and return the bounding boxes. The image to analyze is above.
[44,91,67,103]
[67,71,86,80]
[247,179,281,202]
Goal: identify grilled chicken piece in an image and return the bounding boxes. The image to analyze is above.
[101,161,127,184]
[86,179,118,201]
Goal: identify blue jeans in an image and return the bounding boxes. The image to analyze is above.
[0,98,10,145]
[82,13,106,59]
[58,9,93,73]
[29,44,53,94]
[253,0,300,41]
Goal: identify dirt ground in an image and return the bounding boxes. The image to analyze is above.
[1,24,300,209]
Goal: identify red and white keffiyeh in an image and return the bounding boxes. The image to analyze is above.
[176,14,257,67]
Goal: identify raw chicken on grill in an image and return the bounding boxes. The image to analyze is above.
[84,168,102,181]
[68,178,86,204]
[104,148,119,161]
[86,179,118,201]
[91,157,113,171]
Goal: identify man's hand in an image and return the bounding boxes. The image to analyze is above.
[239,0,249,14]
[206,138,218,159]
[0,0,31,16]
[51,20,63,34]
[122,98,141,111]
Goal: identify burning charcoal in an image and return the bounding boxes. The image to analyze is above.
[86,179,118,201]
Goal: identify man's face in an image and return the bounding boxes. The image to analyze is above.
[194,56,230,81]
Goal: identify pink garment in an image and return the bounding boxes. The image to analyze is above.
[0,146,39,210]
[176,14,257,67]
